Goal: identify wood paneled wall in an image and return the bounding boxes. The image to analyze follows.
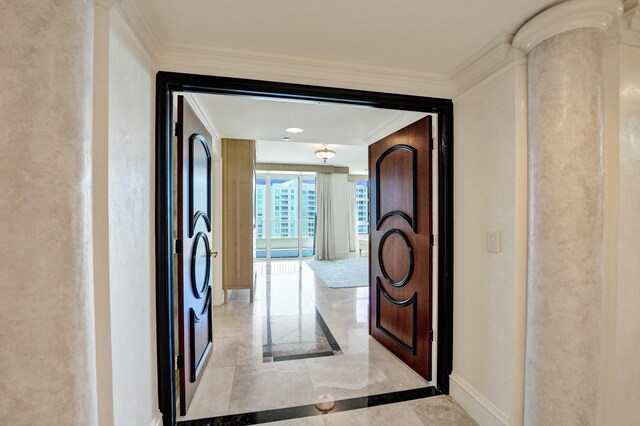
[222,138,256,303]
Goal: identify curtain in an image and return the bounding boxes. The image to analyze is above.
[315,172,336,260]
[347,180,357,252]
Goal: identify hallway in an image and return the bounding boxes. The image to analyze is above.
[178,260,475,425]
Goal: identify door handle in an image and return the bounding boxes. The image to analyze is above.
[210,250,218,258]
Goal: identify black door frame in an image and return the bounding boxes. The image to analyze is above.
[155,71,454,426]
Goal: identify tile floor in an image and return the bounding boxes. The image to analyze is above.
[178,259,476,425]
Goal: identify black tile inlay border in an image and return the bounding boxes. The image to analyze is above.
[314,307,341,352]
[177,386,441,425]
[262,308,342,363]
[273,351,335,362]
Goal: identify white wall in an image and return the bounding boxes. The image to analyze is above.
[600,32,640,426]
[451,60,528,426]
[107,10,159,426]
[331,173,350,258]
[93,3,115,425]
[610,41,640,425]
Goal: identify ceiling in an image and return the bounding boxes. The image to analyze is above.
[146,0,559,174]
[193,93,428,174]
[134,0,559,76]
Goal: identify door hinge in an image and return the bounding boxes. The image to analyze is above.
[176,354,184,370]
[429,234,435,246]
[174,239,183,254]
[431,137,435,150]
[173,121,181,137]
[429,329,434,342]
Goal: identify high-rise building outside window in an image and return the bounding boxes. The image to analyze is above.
[254,172,316,258]
[356,179,369,234]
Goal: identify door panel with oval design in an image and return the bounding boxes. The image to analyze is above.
[176,96,214,415]
[369,116,432,380]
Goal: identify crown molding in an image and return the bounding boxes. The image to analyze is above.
[605,0,640,47]
[624,0,640,31]
[183,94,222,148]
[451,33,526,97]
[158,42,453,99]
[513,0,624,53]
[109,8,156,70]
[363,111,429,145]
[115,0,163,65]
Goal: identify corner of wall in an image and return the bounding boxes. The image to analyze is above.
[452,33,526,98]
[451,33,528,426]
[598,34,622,426]
[450,374,510,426]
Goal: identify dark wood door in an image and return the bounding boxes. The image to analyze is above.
[176,96,214,415]
[369,116,433,380]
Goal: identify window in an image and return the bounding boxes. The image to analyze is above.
[356,179,369,234]
[255,172,316,258]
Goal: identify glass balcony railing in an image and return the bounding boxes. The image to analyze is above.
[254,219,316,258]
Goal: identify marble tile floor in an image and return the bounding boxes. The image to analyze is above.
[179,391,476,425]
[178,260,475,425]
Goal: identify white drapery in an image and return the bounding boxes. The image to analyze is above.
[315,172,336,260]
[347,180,357,252]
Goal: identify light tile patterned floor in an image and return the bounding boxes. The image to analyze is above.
[179,259,476,425]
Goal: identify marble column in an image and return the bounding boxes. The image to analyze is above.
[0,1,98,424]
[513,1,623,425]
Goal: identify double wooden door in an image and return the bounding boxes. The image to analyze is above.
[369,116,433,380]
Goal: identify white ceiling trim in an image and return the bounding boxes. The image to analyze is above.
[110,6,157,70]
[116,0,455,99]
[605,0,640,46]
[157,42,453,99]
[183,94,222,149]
[451,33,526,98]
[513,0,623,53]
[116,0,628,103]
[362,111,429,145]
[625,0,640,30]
[116,0,164,64]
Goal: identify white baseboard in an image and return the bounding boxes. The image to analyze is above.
[450,373,509,426]
[150,413,162,426]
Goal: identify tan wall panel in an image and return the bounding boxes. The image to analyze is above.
[222,139,256,301]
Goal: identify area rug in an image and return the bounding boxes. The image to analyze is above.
[304,256,368,288]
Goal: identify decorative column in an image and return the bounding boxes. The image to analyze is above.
[0,1,97,424]
[513,1,623,425]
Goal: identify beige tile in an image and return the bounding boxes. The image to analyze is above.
[263,416,325,425]
[209,334,263,367]
[408,396,478,425]
[178,365,235,420]
[228,361,318,414]
[186,260,438,421]
[323,402,424,425]
[306,353,409,400]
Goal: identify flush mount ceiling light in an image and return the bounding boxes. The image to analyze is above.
[285,127,304,134]
[315,145,336,164]
[282,137,291,141]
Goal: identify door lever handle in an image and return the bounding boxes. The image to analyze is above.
[210,250,218,258]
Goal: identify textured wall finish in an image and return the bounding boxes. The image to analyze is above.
[525,28,604,425]
[0,1,98,424]
[108,11,159,425]
[452,64,524,426]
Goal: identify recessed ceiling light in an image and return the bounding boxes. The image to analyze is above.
[285,127,304,134]
[282,137,291,141]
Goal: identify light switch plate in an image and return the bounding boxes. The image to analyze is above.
[487,231,501,253]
